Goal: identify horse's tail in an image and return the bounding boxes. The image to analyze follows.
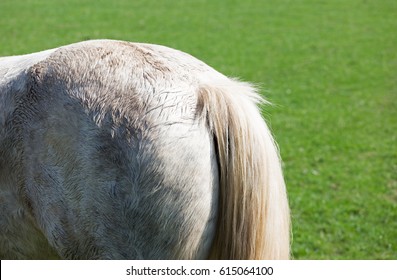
[197,79,290,259]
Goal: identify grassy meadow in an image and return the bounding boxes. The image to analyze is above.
[0,0,396,259]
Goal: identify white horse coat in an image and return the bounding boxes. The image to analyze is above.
[0,40,290,259]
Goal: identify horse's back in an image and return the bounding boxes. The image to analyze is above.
[0,40,219,259]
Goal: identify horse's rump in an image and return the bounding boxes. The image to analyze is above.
[0,40,289,259]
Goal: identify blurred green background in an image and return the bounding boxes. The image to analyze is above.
[1,0,396,259]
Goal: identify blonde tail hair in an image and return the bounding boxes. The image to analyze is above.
[197,79,290,259]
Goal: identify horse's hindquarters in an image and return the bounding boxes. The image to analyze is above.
[1,41,219,259]
[1,40,289,259]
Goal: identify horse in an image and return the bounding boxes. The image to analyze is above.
[0,40,290,259]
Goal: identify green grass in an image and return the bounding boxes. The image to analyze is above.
[1,0,396,259]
